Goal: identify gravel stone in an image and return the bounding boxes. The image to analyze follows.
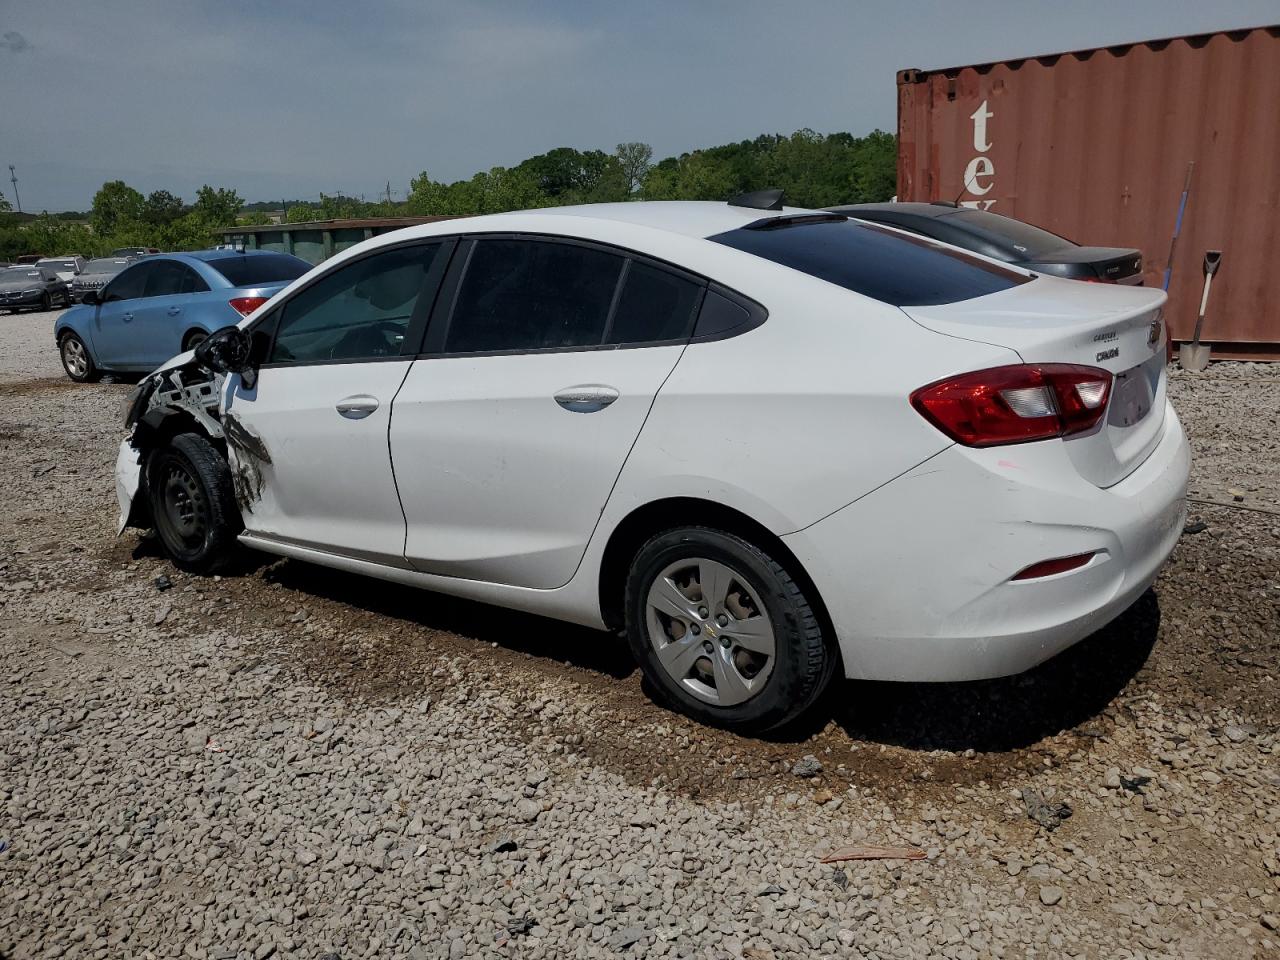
[1,315,1276,959]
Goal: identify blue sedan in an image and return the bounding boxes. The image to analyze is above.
[54,250,312,382]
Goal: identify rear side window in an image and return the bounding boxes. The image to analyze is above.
[709,218,1030,306]
[211,253,311,287]
[608,262,703,344]
[144,261,208,297]
[445,240,623,353]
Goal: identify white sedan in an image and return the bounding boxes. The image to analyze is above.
[116,196,1189,732]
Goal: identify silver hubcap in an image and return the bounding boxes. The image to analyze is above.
[62,339,87,377]
[646,557,775,707]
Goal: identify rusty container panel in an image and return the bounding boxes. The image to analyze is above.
[897,25,1280,353]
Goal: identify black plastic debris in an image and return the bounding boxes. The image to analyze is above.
[1021,787,1072,831]
[154,574,173,592]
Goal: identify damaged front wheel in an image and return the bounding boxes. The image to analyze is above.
[148,433,242,573]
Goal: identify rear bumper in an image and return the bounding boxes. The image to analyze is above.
[783,402,1189,682]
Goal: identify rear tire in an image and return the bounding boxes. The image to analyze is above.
[40,292,51,311]
[624,526,834,733]
[148,433,242,574]
[182,329,208,352]
[59,333,100,383]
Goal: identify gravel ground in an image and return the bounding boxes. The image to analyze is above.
[1,308,1277,960]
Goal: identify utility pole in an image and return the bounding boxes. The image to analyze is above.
[385,181,392,207]
[8,165,20,214]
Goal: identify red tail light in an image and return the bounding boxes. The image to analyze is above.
[229,296,268,317]
[911,364,1112,447]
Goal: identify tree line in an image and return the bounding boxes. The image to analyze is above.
[0,128,896,258]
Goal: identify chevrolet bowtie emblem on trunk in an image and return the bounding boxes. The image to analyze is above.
[1147,317,1163,347]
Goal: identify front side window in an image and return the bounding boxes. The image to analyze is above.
[445,240,624,353]
[269,243,441,364]
[102,262,154,303]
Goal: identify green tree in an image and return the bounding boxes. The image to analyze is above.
[90,180,146,235]
[192,185,243,227]
[143,189,184,227]
[237,211,272,226]
[615,142,652,195]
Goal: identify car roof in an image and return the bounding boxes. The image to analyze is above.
[441,201,816,240]
[175,249,288,263]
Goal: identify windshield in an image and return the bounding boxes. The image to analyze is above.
[937,209,1075,259]
[0,267,42,282]
[209,253,311,287]
[37,259,78,271]
[709,217,1030,306]
[83,258,130,275]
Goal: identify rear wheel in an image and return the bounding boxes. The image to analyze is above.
[59,333,100,383]
[182,329,208,352]
[624,526,834,733]
[148,433,242,573]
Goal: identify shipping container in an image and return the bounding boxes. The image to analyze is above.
[897,25,1280,357]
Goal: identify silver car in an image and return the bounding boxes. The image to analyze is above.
[69,257,134,303]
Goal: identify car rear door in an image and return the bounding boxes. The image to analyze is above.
[222,240,451,563]
[131,260,211,367]
[390,236,703,589]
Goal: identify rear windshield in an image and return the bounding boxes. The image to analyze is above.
[209,253,310,287]
[709,217,1030,306]
[938,208,1074,259]
[38,259,77,271]
[84,258,130,274]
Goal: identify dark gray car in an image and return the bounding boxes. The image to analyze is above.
[827,203,1144,284]
[70,257,135,303]
[0,265,71,313]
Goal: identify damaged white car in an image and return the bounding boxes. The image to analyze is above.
[117,196,1189,732]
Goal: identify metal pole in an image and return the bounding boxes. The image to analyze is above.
[1162,161,1194,292]
[8,165,21,214]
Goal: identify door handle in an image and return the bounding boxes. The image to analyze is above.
[554,385,619,413]
[167,307,181,316]
[336,395,379,420]
[122,312,134,322]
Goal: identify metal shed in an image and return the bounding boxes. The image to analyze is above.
[897,24,1280,357]
[221,216,459,265]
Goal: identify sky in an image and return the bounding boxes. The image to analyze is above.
[1,0,1276,211]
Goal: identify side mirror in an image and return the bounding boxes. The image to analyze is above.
[81,290,100,306]
[194,325,253,375]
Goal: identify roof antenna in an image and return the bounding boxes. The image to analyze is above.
[728,189,784,211]
[947,168,979,208]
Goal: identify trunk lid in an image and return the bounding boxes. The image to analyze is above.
[903,277,1168,487]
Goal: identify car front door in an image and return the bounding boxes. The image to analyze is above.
[222,240,451,563]
[390,237,704,589]
[93,261,155,367]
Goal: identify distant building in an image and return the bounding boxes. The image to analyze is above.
[220,216,458,265]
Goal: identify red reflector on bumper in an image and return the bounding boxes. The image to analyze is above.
[1011,552,1095,581]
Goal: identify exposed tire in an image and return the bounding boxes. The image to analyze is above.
[147,433,242,574]
[59,332,100,383]
[624,526,834,733]
[182,329,208,352]
[40,291,51,311]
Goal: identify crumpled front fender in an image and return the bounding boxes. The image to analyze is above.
[115,439,143,535]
